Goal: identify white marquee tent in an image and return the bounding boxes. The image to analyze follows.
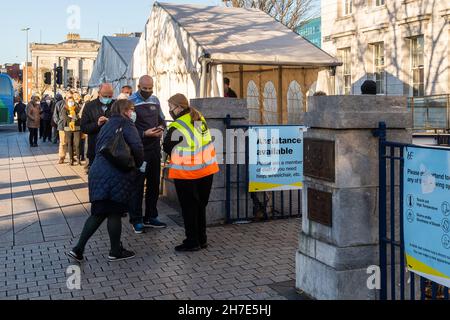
[89,36,140,96]
[132,2,340,121]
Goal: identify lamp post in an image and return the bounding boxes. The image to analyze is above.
[21,27,30,102]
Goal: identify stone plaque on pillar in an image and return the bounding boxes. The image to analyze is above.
[307,188,332,227]
[304,138,335,182]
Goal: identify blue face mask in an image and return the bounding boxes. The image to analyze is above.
[100,97,112,105]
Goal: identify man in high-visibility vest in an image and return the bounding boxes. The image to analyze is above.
[163,94,219,252]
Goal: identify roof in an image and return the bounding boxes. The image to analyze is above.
[103,36,140,66]
[156,2,340,67]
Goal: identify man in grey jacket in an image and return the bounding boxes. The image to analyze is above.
[53,92,73,164]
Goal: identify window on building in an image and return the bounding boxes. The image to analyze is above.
[376,0,385,6]
[287,81,303,124]
[410,36,424,97]
[338,48,352,95]
[246,80,261,124]
[343,0,352,15]
[263,81,278,124]
[372,42,385,94]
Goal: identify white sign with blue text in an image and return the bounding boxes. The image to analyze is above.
[248,126,305,192]
[403,146,450,287]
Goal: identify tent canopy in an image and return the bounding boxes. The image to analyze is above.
[157,2,340,67]
[89,36,139,93]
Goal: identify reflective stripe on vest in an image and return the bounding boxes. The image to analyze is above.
[168,114,219,180]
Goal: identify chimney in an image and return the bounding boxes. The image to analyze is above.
[66,33,81,41]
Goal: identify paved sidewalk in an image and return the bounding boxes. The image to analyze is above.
[0,127,302,300]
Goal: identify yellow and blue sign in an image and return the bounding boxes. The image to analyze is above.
[404,146,450,287]
[248,126,305,192]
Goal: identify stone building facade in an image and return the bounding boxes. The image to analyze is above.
[320,0,450,96]
[30,33,100,96]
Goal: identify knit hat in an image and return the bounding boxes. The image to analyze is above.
[168,93,189,110]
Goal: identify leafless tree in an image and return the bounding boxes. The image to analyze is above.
[224,0,318,30]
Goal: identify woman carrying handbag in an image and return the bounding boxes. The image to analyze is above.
[68,99,144,262]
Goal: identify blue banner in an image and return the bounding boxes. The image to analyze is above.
[403,146,450,287]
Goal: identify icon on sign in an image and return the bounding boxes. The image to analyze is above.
[407,210,415,223]
[442,219,450,233]
[442,202,450,216]
[442,234,450,249]
[406,195,414,208]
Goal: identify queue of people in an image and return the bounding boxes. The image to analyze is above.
[67,77,219,262]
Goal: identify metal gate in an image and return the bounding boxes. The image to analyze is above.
[224,116,302,224]
[374,122,450,300]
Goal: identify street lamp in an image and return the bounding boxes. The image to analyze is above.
[21,27,30,102]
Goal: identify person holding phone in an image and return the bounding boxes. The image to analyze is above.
[128,75,167,234]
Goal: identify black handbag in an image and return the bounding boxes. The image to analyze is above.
[99,126,136,172]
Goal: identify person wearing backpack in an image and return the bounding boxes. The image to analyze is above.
[68,99,144,262]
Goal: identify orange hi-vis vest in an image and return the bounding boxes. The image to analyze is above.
[167,113,219,180]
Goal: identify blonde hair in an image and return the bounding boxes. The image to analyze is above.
[168,93,202,124]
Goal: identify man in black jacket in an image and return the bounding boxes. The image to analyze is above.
[80,83,114,169]
[14,97,27,132]
[128,75,167,233]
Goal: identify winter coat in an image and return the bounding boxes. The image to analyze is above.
[40,101,53,122]
[53,100,66,131]
[26,103,41,128]
[14,102,27,122]
[88,114,144,205]
[81,98,114,162]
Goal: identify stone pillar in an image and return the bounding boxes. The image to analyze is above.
[296,95,412,300]
[162,98,248,225]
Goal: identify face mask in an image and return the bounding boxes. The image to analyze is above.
[130,111,137,123]
[68,101,75,107]
[46,100,51,105]
[100,97,112,105]
[140,90,152,100]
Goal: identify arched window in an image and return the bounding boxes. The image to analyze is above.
[263,81,278,124]
[246,80,260,124]
[287,81,303,124]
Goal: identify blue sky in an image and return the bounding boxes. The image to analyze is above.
[0,0,319,65]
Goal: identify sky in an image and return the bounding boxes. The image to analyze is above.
[0,0,319,65]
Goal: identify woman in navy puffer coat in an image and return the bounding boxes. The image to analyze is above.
[68,99,144,263]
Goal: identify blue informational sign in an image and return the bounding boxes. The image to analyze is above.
[403,146,450,287]
[248,126,305,192]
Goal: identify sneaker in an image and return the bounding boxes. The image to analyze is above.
[58,158,65,164]
[67,250,84,263]
[108,248,136,262]
[143,218,167,229]
[133,223,145,234]
[175,243,201,252]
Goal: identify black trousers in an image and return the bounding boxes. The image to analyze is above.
[28,128,38,146]
[174,174,214,247]
[42,120,52,142]
[39,119,44,138]
[18,119,26,132]
[129,150,161,224]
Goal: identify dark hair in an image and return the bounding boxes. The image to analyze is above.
[313,91,327,96]
[122,85,132,90]
[361,80,377,95]
[224,77,230,85]
[111,99,134,116]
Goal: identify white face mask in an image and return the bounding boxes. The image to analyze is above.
[130,111,137,123]
[46,100,51,105]
[68,101,75,107]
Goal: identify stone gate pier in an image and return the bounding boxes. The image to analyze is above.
[296,95,412,300]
